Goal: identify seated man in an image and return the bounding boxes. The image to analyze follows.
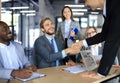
[0,21,37,79]
[34,17,80,68]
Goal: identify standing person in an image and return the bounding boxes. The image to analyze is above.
[56,6,82,62]
[0,21,37,79]
[72,0,120,79]
[34,17,79,68]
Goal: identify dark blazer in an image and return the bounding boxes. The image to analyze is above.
[86,0,120,76]
[34,35,65,68]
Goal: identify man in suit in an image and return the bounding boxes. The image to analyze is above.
[34,17,79,68]
[0,21,37,79]
[72,0,120,79]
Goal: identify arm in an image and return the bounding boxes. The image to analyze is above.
[34,38,63,62]
[14,42,37,71]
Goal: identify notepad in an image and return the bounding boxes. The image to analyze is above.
[15,72,46,82]
[63,65,87,74]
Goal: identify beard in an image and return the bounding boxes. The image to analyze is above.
[46,31,55,35]
[7,34,13,41]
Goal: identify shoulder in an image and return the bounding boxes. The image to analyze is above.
[58,21,64,26]
[11,41,21,46]
[35,36,44,42]
[11,41,23,49]
[34,35,47,44]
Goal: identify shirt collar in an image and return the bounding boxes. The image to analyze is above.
[65,20,71,24]
[0,41,11,47]
[45,34,55,43]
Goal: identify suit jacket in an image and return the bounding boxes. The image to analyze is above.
[86,0,120,76]
[0,41,31,79]
[56,21,82,47]
[34,35,66,68]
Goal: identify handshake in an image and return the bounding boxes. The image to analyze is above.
[64,41,83,55]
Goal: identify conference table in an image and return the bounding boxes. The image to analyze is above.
[1,65,120,83]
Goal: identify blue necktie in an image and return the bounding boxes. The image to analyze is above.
[51,39,59,66]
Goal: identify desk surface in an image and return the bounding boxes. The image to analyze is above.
[1,65,120,83]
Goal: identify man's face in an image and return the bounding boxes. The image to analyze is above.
[42,19,55,35]
[0,24,12,42]
[85,0,98,10]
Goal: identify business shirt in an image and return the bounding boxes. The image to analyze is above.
[0,41,31,79]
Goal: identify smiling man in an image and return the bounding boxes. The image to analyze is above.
[34,17,79,68]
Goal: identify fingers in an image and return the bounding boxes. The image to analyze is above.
[11,69,32,79]
[80,71,102,79]
[66,61,77,66]
[27,65,37,72]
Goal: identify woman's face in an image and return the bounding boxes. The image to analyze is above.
[63,8,71,20]
[86,28,97,38]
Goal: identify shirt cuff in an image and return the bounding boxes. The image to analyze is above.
[97,73,105,77]
[62,50,67,58]
[82,40,88,47]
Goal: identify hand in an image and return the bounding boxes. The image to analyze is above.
[11,69,32,79]
[80,71,102,79]
[70,30,75,37]
[71,41,83,50]
[66,60,77,66]
[65,47,80,55]
[27,65,37,72]
[80,59,85,65]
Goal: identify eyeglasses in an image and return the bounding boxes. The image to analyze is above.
[86,31,96,36]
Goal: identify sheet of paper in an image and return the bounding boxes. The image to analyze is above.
[15,72,46,82]
[63,65,87,74]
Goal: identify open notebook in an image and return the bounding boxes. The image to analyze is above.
[15,72,46,82]
[63,50,98,74]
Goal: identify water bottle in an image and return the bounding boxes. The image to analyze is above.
[69,27,78,41]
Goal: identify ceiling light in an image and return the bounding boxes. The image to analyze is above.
[9,6,29,10]
[20,10,36,13]
[72,9,88,12]
[73,12,84,16]
[26,14,36,16]
[65,4,85,7]
[91,12,99,14]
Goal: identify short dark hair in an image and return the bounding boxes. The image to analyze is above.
[0,21,8,28]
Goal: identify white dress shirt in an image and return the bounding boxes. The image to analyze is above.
[0,42,20,69]
[64,20,71,38]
